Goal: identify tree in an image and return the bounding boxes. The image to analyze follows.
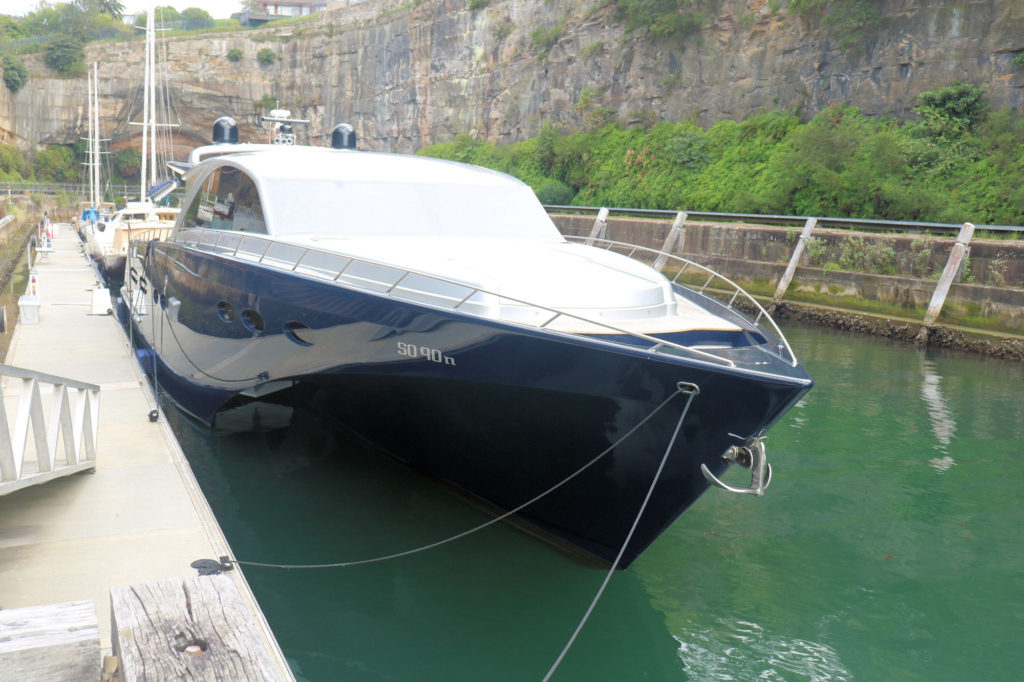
[0,16,25,40]
[0,144,29,181]
[95,0,126,21]
[44,35,86,76]
[113,147,141,180]
[135,6,180,27]
[34,145,78,182]
[181,8,213,22]
[2,56,29,94]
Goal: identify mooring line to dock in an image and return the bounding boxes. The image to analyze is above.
[542,383,699,682]
[205,383,695,572]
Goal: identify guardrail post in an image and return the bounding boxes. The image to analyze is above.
[770,217,818,312]
[584,207,609,246]
[915,222,976,344]
[653,212,688,272]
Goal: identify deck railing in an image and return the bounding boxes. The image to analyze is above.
[148,228,798,369]
[0,364,101,496]
[565,235,798,366]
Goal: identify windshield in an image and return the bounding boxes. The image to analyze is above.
[263,178,564,240]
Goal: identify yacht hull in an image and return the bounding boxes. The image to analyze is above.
[125,240,811,567]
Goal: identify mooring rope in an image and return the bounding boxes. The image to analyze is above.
[542,382,700,681]
[219,382,696,571]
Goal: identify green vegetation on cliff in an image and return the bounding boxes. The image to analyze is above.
[419,82,1024,226]
[0,2,236,75]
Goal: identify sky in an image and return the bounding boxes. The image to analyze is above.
[2,1,246,20]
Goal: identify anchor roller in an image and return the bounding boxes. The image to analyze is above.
[701,437,772,495]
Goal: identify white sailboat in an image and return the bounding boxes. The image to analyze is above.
[84,3,179,283]
[78,63,115,240]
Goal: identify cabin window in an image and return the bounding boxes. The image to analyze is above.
[181,167,267,234]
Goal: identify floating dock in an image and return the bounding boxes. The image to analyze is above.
[0,222,293,679]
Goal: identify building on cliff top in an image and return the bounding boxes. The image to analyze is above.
[241,1,331,26]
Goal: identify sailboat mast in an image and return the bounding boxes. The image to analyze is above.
[92,62,100,208]
[86,68,94,207]
[140,4,153,203]
[148,13,157,196]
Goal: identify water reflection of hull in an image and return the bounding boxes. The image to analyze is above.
[124,241,811,567]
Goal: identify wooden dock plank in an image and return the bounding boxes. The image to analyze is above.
[111,575,282,681]
[0,599,100,681]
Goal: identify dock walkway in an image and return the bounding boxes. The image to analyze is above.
[0,222,292,678]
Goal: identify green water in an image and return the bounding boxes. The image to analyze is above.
[166,325,1024,681]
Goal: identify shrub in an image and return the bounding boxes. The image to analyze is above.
[44,35,85,76]
[583,42,604,59]
[227,47,243,62]
[838,236,897,274]
[805,237,830,266]
[612,0,710,43]
[34,145,78,182]
[2,56,28,94]
[909,237,933,277]
[532,25,560,52]
[915,81,987,139]
[256,48,277,67]
[534,178,575,205]
[0,144,29,180]
[113,147,141,180]
[467,0,489,10]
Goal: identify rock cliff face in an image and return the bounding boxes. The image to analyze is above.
[1,0,1022,155]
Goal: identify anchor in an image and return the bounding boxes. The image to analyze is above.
[701,437,772,495]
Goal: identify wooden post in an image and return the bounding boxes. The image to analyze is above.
[0,600,100,681]
[915,222,975,344]
[652,211,688,272]
[771,217,818,310]
[584,207,609,246]
[111,575,285,681]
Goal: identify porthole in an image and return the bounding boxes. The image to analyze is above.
[283,321,315,347]
[241,309,265,334]
[216,300,235,323]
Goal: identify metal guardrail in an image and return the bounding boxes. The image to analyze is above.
[159,228,797,369]
[0,364,100,496]
[544,205,1024,236]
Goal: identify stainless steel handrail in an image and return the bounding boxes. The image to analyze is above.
[159,229,805,370]
[566,235,797,366]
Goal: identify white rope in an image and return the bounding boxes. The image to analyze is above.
[542,383,699,681]
[228,383,695,570]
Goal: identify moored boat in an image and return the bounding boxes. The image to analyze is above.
[85,3,179,284]
[122,121,812,568]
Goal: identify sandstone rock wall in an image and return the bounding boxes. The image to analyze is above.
[1,0,1022,154]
